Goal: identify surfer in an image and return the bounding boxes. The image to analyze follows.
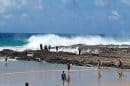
[61,71,66,86]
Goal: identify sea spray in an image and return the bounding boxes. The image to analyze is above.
[1,34,130,52]
[25,34,130,48]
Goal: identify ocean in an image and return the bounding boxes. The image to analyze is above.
[0,33,130,51]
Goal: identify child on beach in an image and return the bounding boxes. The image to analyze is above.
[61,71,66,86]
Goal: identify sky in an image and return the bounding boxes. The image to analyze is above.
[0,0,130,35]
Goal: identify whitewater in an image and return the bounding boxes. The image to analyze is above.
[0,34,130,52]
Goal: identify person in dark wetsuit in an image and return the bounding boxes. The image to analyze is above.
[67,63,71,71]
[61,71,66,86]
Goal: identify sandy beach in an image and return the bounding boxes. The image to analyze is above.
[0,60,129,86]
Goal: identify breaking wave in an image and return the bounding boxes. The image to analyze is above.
[1,34,130,51]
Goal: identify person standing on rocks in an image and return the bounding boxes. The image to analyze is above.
[78,48,81,55]
[56,46,59,52]
[40,44,43,51]
[48,45,51,52]
[44,45,48,51]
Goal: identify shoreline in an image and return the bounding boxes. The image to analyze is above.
[1,45,130,69]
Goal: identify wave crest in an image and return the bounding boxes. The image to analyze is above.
[1,34,130,51]
[25,34,130,49]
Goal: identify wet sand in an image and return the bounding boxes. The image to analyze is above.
[0,60,130,86]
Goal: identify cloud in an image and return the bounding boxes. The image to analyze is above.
[94,0,107,7]
[108,10,121,21]
[0,0,11,13]
[121,0,130,5]
[0,0,43,14]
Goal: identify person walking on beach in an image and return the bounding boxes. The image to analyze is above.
[61,71,66,86]
[118,59,122,68]
[97,59,101,70]
[5,56,7,62]
[67,63,71,71]
[66,73,71,86]
[118,59,123,79]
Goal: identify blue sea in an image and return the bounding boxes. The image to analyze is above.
[0,33,130,51]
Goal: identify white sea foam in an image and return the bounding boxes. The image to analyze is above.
[24,34,130,48]
[0,58,17,62]
[1,34,130,52]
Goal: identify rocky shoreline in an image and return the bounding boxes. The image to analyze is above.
[1,45,130,69]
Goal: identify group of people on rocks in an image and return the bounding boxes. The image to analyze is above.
[40,44,52,52]
[40,44,83,54]
[40,44,59,52]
